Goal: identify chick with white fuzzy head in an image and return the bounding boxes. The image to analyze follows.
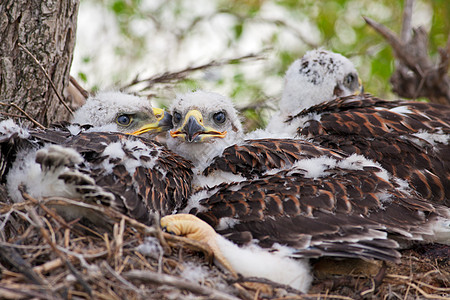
[163,91,313,292]
[166,90,244,171]
[266,49,363,135]
[72,91,172,137]
[4,91,171,204]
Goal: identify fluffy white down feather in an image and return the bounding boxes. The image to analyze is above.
[215,235,312,292]
[265,49,359,136]
[0,119,31,139]
[6,146,84,203]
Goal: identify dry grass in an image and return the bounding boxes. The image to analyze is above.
[0,195,449,300]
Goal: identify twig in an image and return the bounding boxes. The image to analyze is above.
[121,52,265,91]
[400,0,414,42]
[40,196,158,235]
[27,206,93,296]
[18,43,74,116]
[70,75,89,98]
[413,280,450,292]
[0,102,45,129]
[152,212,171,254]
[102,262,143,295]
[437,34,450,77]
[33,257,73,274]
[0,200,36,214]
[0,244,47,286]
[124,269,241,300]
[272,294,354,300]
[113,218,125,269]
[0,111,25,118]
[0,285,64,300]
[363,17,417,71]
[406,282,450,299]
[364,15,450,104]
[360,278,376,296]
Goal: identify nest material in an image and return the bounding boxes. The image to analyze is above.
[0,195,449,300]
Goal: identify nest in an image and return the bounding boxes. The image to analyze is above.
[0,192,449,300]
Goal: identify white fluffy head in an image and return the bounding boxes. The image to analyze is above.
[280,49,361,116]
[71,91,159,134]
[166,90,244,169]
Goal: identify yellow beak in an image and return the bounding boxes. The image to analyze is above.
[356,77,364,95]
[131,107,173,136]
[170,110,227,143]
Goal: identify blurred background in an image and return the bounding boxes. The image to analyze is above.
[71,0,449,130]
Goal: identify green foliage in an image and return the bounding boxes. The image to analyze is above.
[78,72,88,83]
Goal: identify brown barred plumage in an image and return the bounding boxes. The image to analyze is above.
[287,94,450,205]
[191,160,446,262]
[1,127,193,225]
[203,139,345,179]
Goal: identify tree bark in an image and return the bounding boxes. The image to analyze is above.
[0,0,80,127]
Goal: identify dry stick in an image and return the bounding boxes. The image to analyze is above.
[400,0,414,43]
[70,75,89,98]
[39,197,208,259]
[413,280,450,292]
[26,206,93,297]
[124,269,241,300]
[0,111,25,118]
[365,15,450,87]
[0,200,36,214]
[38,197,207,259]
[18,43,74,116]
[0,102,45,129]
[122,52,265,90]
[407,282,450,300]
[0,285,64,300]
[276,294,354,300]
[152,212,171,253]
[24,194,89,244]
[33,257,74,274]
[41,196,158,235]
[437,35,450,77]
[102,262,144,296]
[363,17,419,74]
[0,243,47,286]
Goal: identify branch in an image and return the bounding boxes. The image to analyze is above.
[437,34,450,78]
[363,17,418,72]
[121,52,266,91]
[124,269,241,300]
[0,102,45,129]
[364,13,450,105]
[400,0,414,42]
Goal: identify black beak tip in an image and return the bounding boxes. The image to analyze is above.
[184,116,204,142]
[159,112,173,131]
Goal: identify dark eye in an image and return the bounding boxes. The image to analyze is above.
[173,112,182,123]
[213,111,226,124]
[345,73,355,85]
[116,114,132,126]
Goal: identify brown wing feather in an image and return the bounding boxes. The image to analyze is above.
[61,132,193,224]
[289,94,450,204]
[1,128,193,225]
[203,139,345,178]
[192,163,442,262]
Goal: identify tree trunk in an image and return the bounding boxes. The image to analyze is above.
[0,0,79,127]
